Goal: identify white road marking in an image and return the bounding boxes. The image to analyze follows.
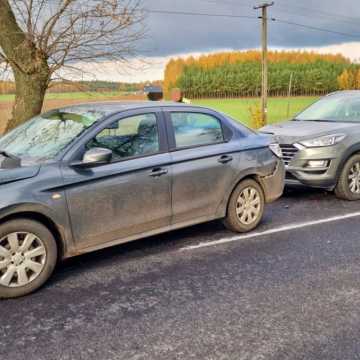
[180,211,360,251]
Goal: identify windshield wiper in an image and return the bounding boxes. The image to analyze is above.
[0,150,20,160]
[0,150,22,169]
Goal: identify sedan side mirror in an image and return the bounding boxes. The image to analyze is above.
[71,147,112,168]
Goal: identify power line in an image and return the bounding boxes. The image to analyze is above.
[203,0,360,25]
[200,0,253,10]
[201,0,360,28]
[146,8,360,39]
[273,6,360,29]
[274,0,360,24]
[146,9,257,20]
[274,18,360,39]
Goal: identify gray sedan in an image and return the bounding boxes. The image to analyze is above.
[0,102,284,298]
[261,91,360,200]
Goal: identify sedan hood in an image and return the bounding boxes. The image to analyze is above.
[0,165,41,185]
[260,120,359,143]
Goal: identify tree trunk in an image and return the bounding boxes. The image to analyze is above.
[0,0,50,132]
[6,67,49,131]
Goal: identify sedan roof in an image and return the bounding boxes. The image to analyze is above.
[59,101,197,116]
[39,101,220,131]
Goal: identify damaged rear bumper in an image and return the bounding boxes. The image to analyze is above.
[257,160,285,203]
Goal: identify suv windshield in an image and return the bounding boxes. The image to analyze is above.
[0,106,106,163]
[295,93,360,122]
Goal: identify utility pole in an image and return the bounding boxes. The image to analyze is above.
[286,72,293,118]
[254,2,274,126]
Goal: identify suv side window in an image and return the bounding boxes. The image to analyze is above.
[87,113,159,161]
[170,112,224,149]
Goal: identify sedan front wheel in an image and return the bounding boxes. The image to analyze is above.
[0,219,57,299]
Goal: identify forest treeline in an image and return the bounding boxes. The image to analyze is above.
[164,51,360,98]
[0,80,163,95]
[2,50,359,98]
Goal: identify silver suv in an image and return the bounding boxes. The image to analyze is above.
[261,91,360,200]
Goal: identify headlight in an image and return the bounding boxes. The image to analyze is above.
[269,143,282,158]
[299,134,346,148]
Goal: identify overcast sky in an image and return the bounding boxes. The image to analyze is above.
[140,0,360,56]
[71,0,360,82]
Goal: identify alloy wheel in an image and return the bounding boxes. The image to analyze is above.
[348,162,360,194]
[0,232,47,288]
[236,186,262,225]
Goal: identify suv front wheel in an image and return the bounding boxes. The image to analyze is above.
[0,219,57,299]
[335,154,360,201]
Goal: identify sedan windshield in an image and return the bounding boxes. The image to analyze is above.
[0,106,106,162]
[295,93,360,122]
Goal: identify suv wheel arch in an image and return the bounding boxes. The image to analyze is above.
[336,145,360,183]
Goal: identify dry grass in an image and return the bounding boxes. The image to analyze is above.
[0,93,146,134]
[248,104,264,129]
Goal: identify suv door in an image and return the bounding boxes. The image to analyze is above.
[164,108,236,225]
[61,110,172,249]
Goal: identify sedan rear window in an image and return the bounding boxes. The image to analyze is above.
[170,112,224,148]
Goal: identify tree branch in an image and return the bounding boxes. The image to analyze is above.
[0,0,146,129]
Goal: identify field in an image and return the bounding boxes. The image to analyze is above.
[0,93,318,134]
[193,97,318,127]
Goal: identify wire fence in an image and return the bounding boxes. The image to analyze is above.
[184,89,330,99]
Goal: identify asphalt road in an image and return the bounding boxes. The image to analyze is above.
[2,187,360,360]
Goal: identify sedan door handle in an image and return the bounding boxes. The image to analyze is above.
[149,167,168,177]
[218,155,233,164]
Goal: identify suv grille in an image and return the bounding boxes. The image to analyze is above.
[279,144,299,166]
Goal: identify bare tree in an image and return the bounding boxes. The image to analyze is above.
[0,0,145,131]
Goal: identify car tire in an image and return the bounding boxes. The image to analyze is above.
[335,154,360,201]
[223,179,265,233]
[0,219,57,299]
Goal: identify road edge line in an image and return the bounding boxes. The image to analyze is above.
[180,211,360,251]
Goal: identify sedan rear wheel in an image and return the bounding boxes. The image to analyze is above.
[335,154,360,200]
[224,179,265,233]
[235,187,262,225]
[0,220,57,299]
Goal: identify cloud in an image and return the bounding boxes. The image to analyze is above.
[57,50,231,82]
[34,0,360,82]
[140,0,360,56]
[306,42,360,62]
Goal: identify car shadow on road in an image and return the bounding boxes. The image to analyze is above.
[52,219,227,285]
[51,185,358,286]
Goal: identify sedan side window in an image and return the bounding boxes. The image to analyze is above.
[170,112,224,149]
[87,114,159,161]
